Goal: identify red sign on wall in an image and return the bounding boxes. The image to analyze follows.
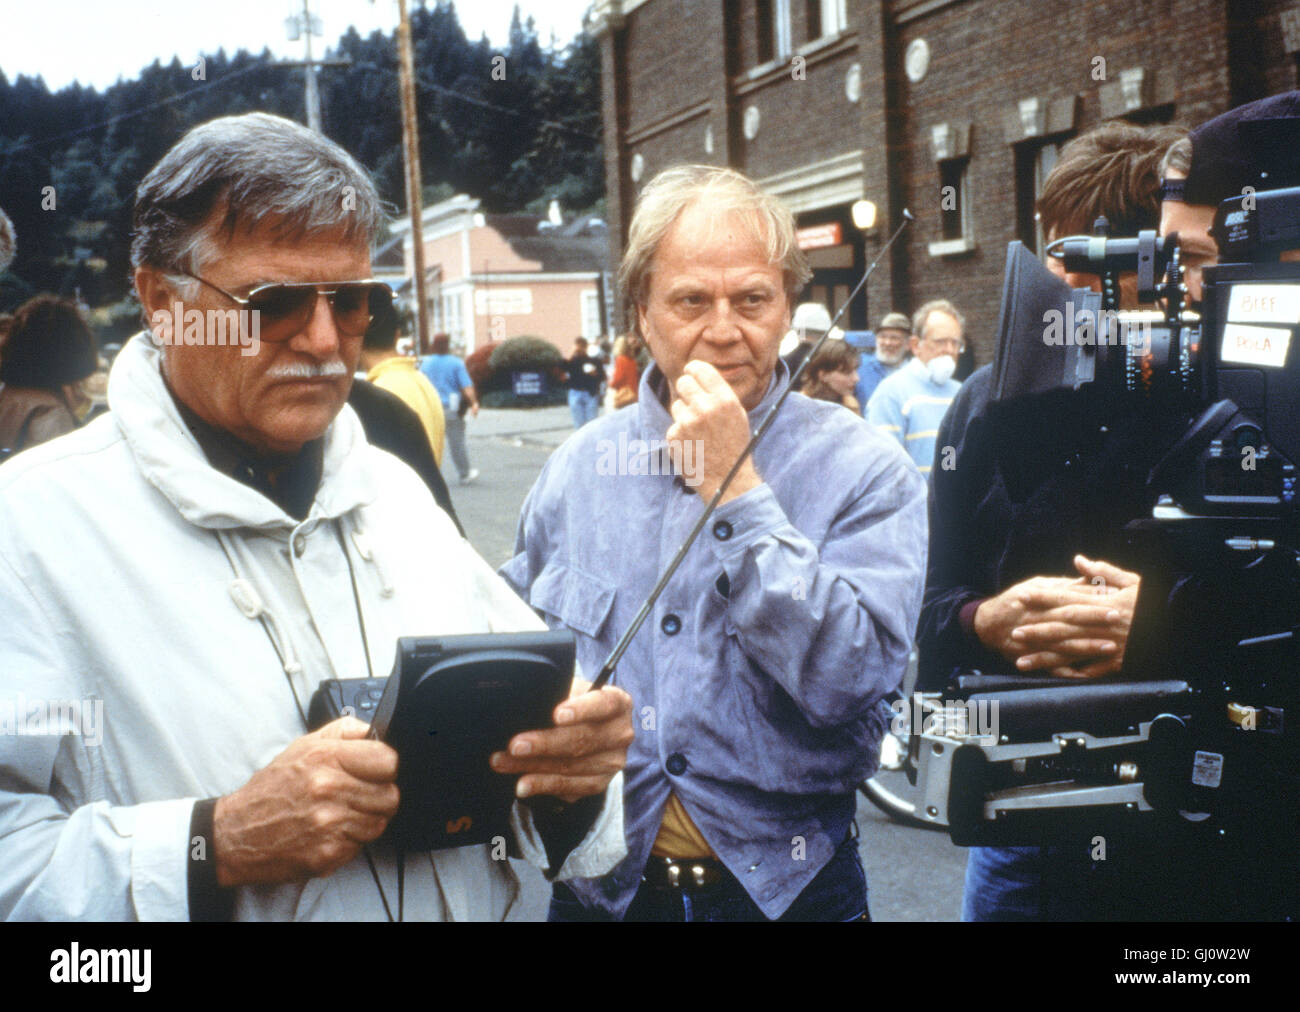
[796,222,843,250]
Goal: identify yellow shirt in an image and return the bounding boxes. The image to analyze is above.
[366,356,446,467]
[651,792,718,859]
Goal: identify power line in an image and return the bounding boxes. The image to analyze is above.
[424,81,599,141]
[1,61,273,157]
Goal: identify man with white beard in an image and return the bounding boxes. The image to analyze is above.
[866,300,964,476]
[854,311,910,411]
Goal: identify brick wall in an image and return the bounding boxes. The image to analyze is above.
[599,0,1299,360]
[891,0,1233,363]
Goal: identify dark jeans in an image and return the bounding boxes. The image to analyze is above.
[549,835,869,922]
[964,819,1300,921]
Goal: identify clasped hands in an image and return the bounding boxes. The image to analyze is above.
[973,555,1140,679]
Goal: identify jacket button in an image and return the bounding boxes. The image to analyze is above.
[660,613,681,636]
[666,753,687,775]
[712,520,733,541]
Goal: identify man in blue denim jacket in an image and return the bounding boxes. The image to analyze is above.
[501,165,928,921]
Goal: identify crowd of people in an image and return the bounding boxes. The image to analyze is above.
[0,89,1297,921]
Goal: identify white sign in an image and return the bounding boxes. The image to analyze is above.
[1227,284,1300,325]
[1221,323,1292,369]
[474,288,532,316]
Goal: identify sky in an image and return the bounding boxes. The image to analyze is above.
[0,0,595,92]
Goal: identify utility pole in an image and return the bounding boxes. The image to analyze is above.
[284,1,347,132]
[396,0,430,355]
[302,0,321,130]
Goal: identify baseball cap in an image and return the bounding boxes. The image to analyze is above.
[791,302,834,332]
[1182,90,1300,207]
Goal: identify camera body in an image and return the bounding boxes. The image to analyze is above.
[306,677,387,728]
[916,188,1300,845]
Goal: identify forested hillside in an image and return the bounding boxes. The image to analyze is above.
[0,1,602,318]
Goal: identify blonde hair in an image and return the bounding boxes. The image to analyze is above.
[619,164,811,325]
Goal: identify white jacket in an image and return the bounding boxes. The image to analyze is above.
[0,334,624,921]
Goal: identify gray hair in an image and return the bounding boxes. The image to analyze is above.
[618,164,811,323]
[131,113,384,290]
[0,206,15,277]
[913,299,965,340]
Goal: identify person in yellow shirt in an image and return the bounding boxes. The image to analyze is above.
[360,302,445,465]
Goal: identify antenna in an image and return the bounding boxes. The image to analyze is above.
[590,210,915,690]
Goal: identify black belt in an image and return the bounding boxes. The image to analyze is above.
[641,856,732,890]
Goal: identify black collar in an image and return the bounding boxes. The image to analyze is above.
[167,384,324,521]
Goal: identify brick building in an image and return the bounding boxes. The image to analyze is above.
[391,194,612,355]
[593,0,1300,362]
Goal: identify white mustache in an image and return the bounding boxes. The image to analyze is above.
[266,360,349,380]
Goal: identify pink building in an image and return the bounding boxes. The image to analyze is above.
[390,195,612,355]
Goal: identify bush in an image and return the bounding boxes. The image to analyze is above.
[489,336,563,373]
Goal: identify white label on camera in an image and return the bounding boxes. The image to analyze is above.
[1221,323,1291,368]
[1227,284,1300,324]
[1191,750,1223,788]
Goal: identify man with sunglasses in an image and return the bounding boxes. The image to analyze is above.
[0,113,631,921]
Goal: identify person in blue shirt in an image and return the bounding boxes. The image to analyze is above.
[502,164,927,922]
[866,300,964,476]
[854,311,911,413]
[419,333,480,484]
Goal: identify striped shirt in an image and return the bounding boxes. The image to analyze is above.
[866,357,962,475]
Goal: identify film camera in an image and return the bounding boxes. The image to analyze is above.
[912,187,1300,847]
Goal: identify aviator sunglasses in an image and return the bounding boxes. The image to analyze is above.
[176,271,393,341]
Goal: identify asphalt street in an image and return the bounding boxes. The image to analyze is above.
[450,405,967,921]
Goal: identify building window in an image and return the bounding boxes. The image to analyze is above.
[1015,140,1063,254]
[756,0,792,64]
[756,0,773,63]
[442,292,463,343]
[927,121,975,257]
[807,0,847,38]
[775,0,792,57]
[582,290,602,341]
[939,158,970,242]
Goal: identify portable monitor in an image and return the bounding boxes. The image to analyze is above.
[309,630,574,852]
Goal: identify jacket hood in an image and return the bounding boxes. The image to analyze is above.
[108,333,377,531]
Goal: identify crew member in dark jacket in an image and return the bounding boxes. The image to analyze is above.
[348,378,464,537]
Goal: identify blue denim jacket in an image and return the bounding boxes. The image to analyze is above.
[501,363,928,919]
